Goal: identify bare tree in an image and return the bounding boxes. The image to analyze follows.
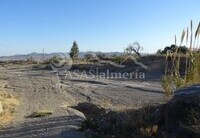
[125,42,143,57]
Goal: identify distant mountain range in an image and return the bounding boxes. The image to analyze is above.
[0,52,123,61]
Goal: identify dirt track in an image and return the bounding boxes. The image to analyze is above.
[0,64,165,138]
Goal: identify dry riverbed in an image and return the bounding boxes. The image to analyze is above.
[0,64,165,138]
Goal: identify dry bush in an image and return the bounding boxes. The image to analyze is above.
[0,91,19,127]
[0,76,19,128]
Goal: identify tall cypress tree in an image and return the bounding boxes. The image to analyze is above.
[69,41,79,60]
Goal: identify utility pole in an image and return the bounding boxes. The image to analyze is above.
[42,48,44,63]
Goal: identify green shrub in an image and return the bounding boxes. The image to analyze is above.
[112,55,124,64]
[51,56,62,64]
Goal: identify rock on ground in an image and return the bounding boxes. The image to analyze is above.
[159,85,200,137]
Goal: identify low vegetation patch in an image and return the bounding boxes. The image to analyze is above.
[26,110,53,118]
[0,90,19,127]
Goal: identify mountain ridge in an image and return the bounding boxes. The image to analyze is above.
[0,52,123,61]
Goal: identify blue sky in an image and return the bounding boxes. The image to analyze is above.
[0,0,200,56]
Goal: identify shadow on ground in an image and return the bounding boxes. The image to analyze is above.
[74,98,200,138]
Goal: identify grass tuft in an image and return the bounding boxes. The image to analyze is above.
[26,110,53,118]
[162,20,200,96]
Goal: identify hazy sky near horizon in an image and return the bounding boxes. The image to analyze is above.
[0,0,200,56]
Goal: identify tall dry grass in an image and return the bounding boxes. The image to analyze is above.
[0,79,19,128]
[0,92,19,127]
[162,20,200,96]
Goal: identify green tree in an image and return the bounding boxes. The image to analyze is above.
[156,49,162,55]
[69,41,79,60]
[162,45,188,54]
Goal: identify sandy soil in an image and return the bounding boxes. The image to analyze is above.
[0,64,165,138]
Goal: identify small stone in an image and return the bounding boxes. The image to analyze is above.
[43,86,47,89]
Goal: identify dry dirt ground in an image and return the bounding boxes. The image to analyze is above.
[0,64,165,138]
